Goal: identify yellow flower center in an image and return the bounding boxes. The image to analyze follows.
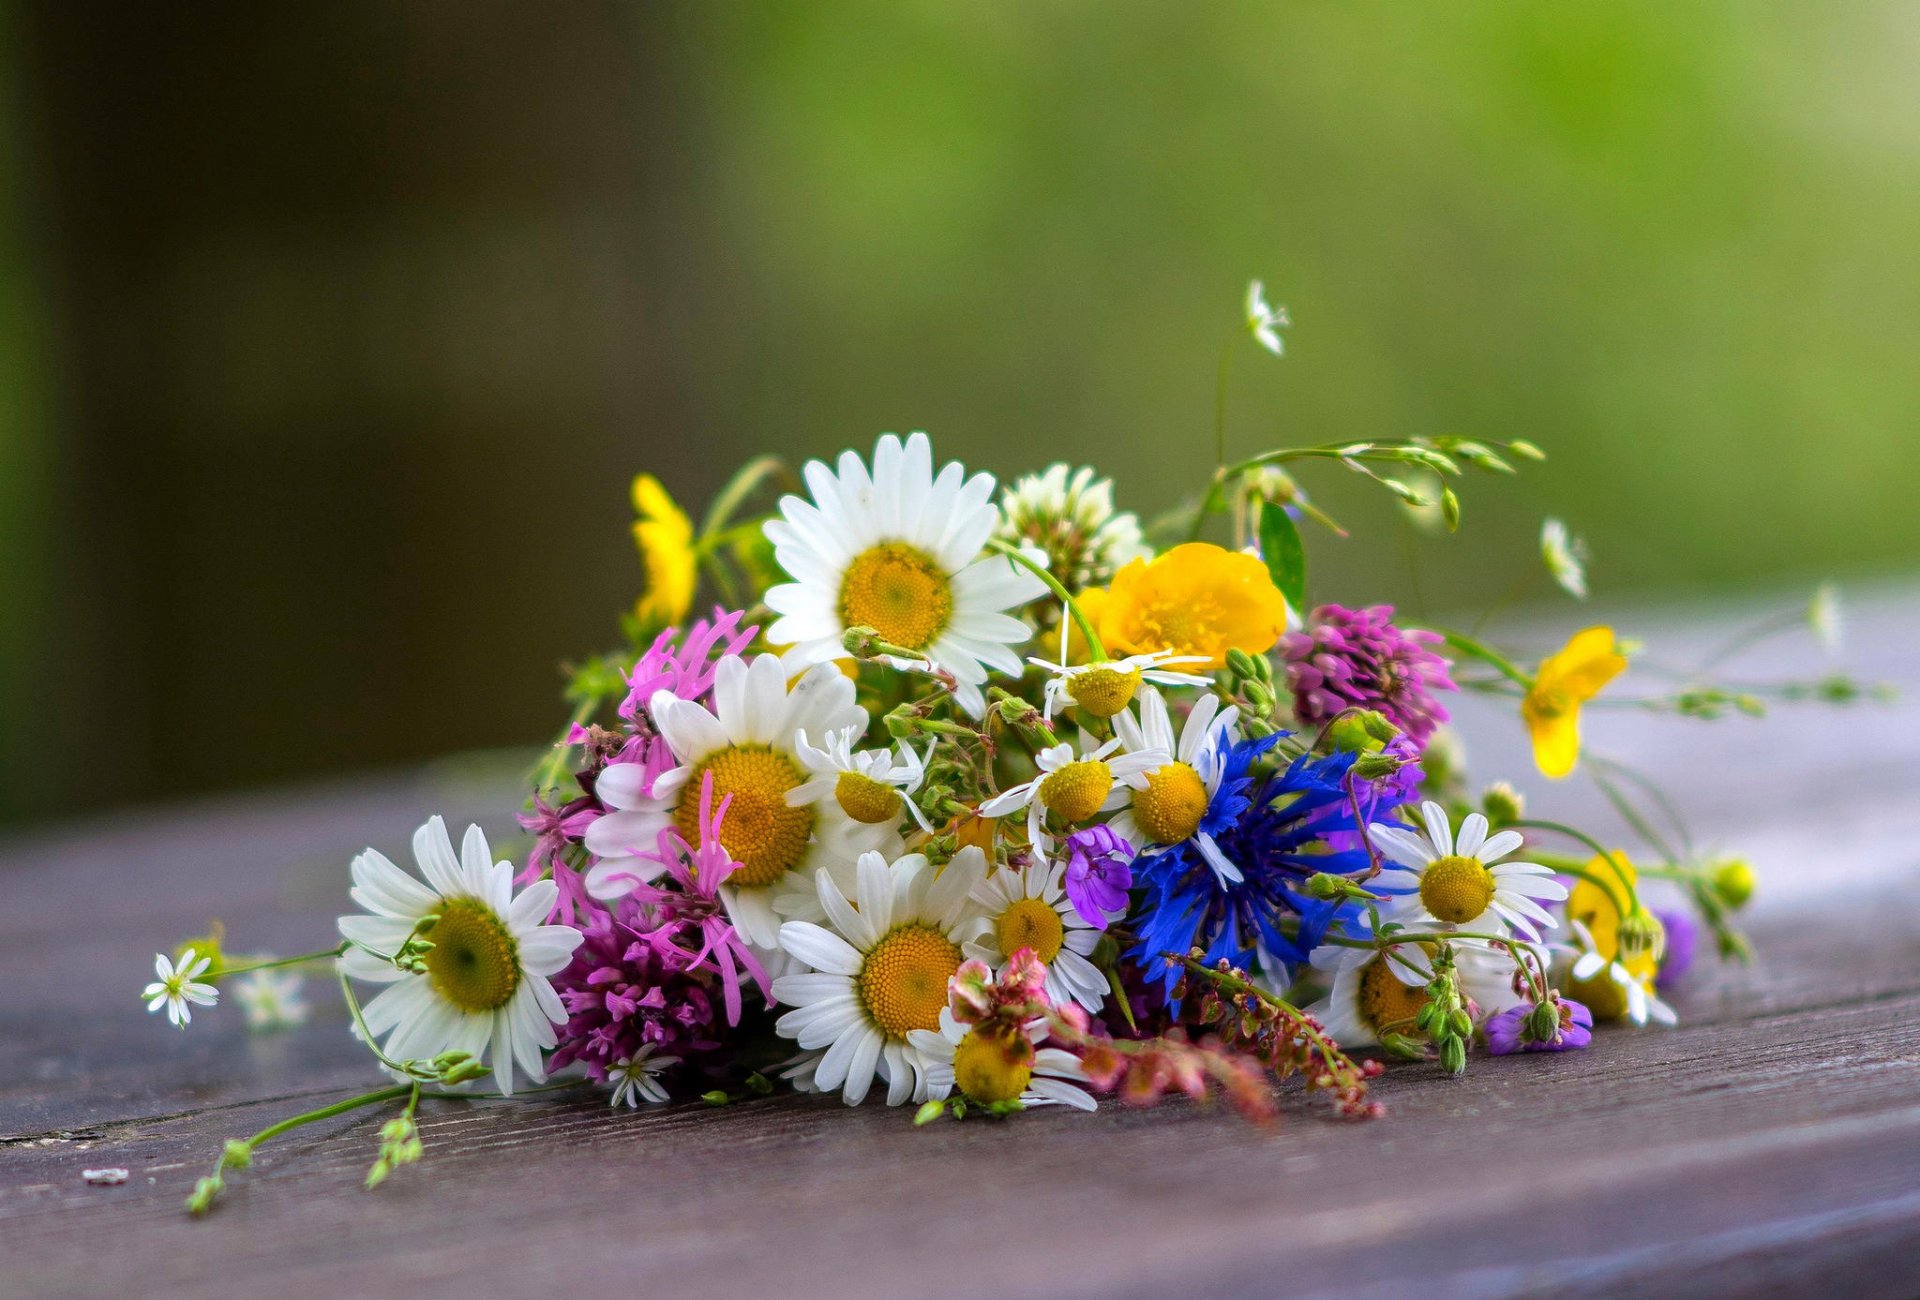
[1037,759,1114,824]
[834,770,901,824]
[994,897,1066,963]
[1526,686,1573,721]
[1358,955,1429,1037]
[676,745,814,889]
[1419,854,1496,924]
[951,1025,1036,1105]
[1066,666,1141,718]
[1132,762,1209,844]
[858,925,964,1040]
[838,543,953,651]
[422,897,520,1013]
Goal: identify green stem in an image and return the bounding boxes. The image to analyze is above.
[1430,628,1533,689]
[697,453,793,537]
[1513,819,1638,917]
[215,946,345,980]
[984,539,1106,661]
[243,1084,414,1151]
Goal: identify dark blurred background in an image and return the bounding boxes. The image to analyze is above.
[3,2,1918,830]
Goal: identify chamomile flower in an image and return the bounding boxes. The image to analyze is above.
[1565,918,1675,1027]
[908,1008,1096,1110]
[337,816,584,1096]
[1368,803,1567,941]
[977,735,1166,851]
[1245,280,1291,357]
[1306,940,1524,1049]
[233,968,309,1031]
[965,861,1110,1013]
[142,948,218,1028]
[994,463,1149,594]
[762,431,1049,718]
[607,1044,680,1107]
[1027,622,1212,721]
[788,724,934,833]
[584,653,894,948]
[771,846,991,1106]
[1107,688,1243,884]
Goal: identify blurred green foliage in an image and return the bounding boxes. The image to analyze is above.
[3,2,1917,825]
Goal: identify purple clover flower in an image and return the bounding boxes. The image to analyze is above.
[1278,603,1456,744]
[1063,825,1134,930]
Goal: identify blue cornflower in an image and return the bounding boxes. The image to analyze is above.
[1129,745,1411,1005]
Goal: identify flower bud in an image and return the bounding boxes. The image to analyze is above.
[1523,1000,1562,1044]
[1480,782,1525,827]
[1447,1008,1473,1040]
[1710,858,1756,910]
[1327,710,1397,754]
[220,1139,253,1170]
[1439,1035,1467,1075]
[841,625,882,657]
[1352,753,1404,781]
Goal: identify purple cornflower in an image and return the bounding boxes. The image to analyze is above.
[1278,604,1456,744]
[548,892,726,1095]
[1063,825,1134,930]
[1485,996,1594,1055]
[628,773,770,1025]
[1655,907,1697,989]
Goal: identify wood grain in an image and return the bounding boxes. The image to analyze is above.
[3,587,1917,1299]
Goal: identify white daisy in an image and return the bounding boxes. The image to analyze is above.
[788,724,935,834]
[771,846,991,1106]
[908,1008,1096,1111]
[337,816,584,1096]
[1107,688,1244,885]
[583,653,895,949]
[994,463,1149,594]
[762,431,1049,718]
[1565,919,1677,1027]
[233,968,309,1031]
[607,1043,680,1107]
[977,734,1166,852]
[1367,801,1569,941]
[964,860,1110,1013]
[142,948,218,1028]
[1306,940,1525,1049]
[1027,625,1213,722]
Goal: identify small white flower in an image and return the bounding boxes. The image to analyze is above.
[1367,801,1569,941]
[233,968,309,1031]
[995,463,1149,594]
[965,860,1111,1013]
[1027,632,1212,723]
[142,948,219,1028]
[1808,582,1844,655]
[1567,919,1677,1027]
[1245,280,1290,357]
[908,1008,1096,1111]
[788,724,935,833]
[977,734,1166,852]
[1540,518,1589,600]
[608,1044,681,1107]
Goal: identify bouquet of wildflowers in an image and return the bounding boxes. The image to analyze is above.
[143,284,1873,1214]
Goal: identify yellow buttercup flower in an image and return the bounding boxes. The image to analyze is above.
[1522,625,1625,779]
[631,474,697,628]
[1098,543,1288,670]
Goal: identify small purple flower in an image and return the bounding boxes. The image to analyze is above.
[1485,997,1594,1055]
[1654,907,1697,989]
[1063,825,1134,929]
[1278,603,1456,744]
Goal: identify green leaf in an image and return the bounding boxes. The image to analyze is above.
[1258,501,1308,616]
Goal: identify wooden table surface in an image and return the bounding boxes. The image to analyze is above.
[5,586,1918,1299]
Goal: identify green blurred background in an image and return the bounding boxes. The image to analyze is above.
[3,2,1917,829]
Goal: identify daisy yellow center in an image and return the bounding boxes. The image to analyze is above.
[1037,759,1113,824]
[995,898,1066,963]
[834,770,901,824]
[858,925,963,1040]
[951,1025,1036,1105]
[839,543,952,651]
[1132,762,1208,844]
[677,745,814,889]
[422,897,520,1014]
[1420,854,1495,924]
[1066,666,1140,718]
[1358,956,1429,1037]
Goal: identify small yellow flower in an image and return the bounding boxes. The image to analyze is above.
[1522,625,1626,779]
[631,474,697,628]
[1099,543,1288,670]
